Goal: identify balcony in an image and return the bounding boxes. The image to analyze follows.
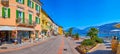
[25,19,36,27]
[1,0,9,7]
[16,18,25,26]
[16,19,37,27]
[36,11,40,16]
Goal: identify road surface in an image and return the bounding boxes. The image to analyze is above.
[0,36,76,54]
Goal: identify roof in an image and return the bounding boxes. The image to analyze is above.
[33,0,42,5]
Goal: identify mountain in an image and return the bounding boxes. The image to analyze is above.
[65,27,87,35]
[65,22,120,37]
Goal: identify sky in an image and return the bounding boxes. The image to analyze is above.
[40,0,120,29]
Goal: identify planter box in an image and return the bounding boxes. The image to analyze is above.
[76,46,87,54]
[74,38,79,40]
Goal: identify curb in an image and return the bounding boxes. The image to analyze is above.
[0,37,56,53]
[88,44,100,52]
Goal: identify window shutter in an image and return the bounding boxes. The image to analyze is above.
[29,14,32,24]
[32,2,34,8]
[39,6,40,11]
[2,7,5,17]
[31,14,32,24]
[23,12,25,23]
[35,4,37,10]
[27,0,29,6]
[8,8,10,18]
[16,0,18,2]
[23,0,24,4]
[16,10,18,19]
[39,18,40,24]
[36,17,37,24]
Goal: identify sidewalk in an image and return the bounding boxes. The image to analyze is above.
[0,36,55,53]
[87,41,113,54]
[64,37,84,54]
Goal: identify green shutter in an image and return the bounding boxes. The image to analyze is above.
[16,10,18,19]
[39,18,40,24]
[29,14,32,24]
[8,8,10,18]
[32,2,34,8]
[36,17,37,24]
[35,4,37,10]
[38,6,40,11]
[23,0,24,4]
[2,7,5,18]
[16,0,18,2]
[27,0,29,6]
[23,12,25,23]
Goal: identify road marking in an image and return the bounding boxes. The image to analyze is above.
[58,37,64,54]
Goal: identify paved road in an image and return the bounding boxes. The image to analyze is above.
[0,36,61,54]
[0,36,76,54]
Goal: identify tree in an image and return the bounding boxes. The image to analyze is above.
[87,28,99,40]
[75,33,79,39]
[68,27,73,36]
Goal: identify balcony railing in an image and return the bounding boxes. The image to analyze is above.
[25,19,36,26]
[36,11,40,16]
[1,0,9,7]
[16,18,25,25]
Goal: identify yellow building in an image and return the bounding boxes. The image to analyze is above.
[58,26,64,35]
[40,9,53,38]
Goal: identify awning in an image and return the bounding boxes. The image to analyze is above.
[17,27,34,31]
[0,26,15,31]
[0,26,34,31]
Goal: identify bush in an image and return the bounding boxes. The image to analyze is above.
[95,38,103,43]
[74,33,79,38]
[81,39,96,46]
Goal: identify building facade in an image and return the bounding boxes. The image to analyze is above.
[58,26,64,35]
[0,0,41,44]
[40,9,54,38]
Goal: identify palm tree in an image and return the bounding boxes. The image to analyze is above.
[87,28,99,40]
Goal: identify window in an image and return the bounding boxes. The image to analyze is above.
[36,17,40,24]
[16,0,24,4]
[2,7,10,18]
[27,0,34,8]
[16,10,25,23]
[35,4,40,12]
[28,13,32,24]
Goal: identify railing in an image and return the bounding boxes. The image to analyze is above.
[25,19,36,26]
[1,0,9,7]
[36,11,40,16]
[16,18,24,24]
[16,18,37,26]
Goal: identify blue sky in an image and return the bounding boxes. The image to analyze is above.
[40,0,120,29]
